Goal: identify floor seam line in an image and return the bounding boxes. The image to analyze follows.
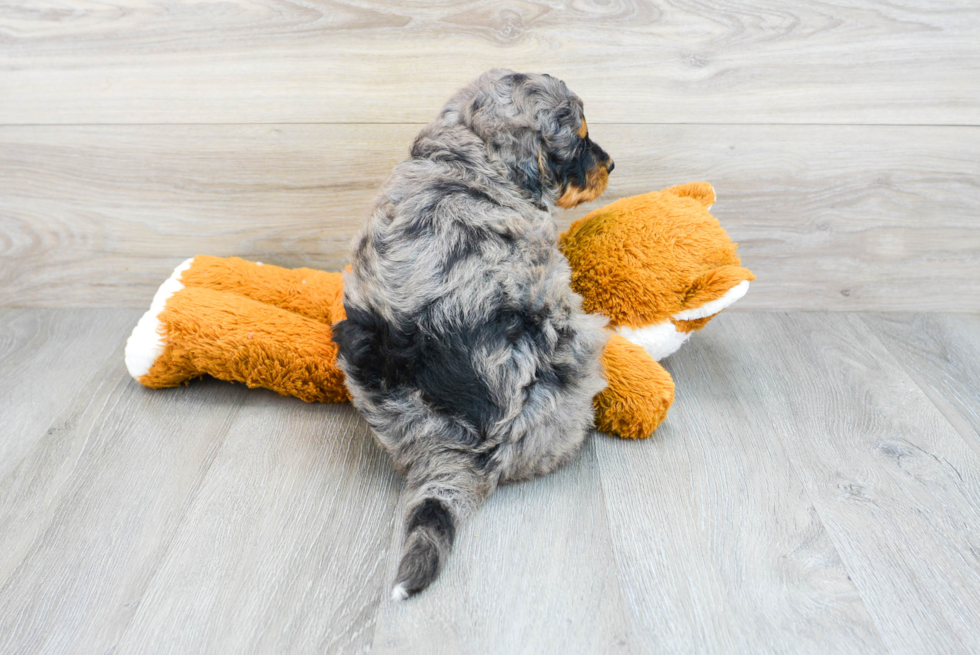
[857,314,980,462]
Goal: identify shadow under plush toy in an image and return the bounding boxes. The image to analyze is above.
[126,183,753,439]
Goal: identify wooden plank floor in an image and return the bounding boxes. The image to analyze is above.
[2,310,979,654]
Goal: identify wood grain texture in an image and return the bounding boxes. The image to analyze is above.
[702,312,980,652]
[114,401,398,655]
[595,328,886,652]
[1,1,978,125]
[3,309,980,652]
[0,308,137,481]
[862,313,980,453]
[369,437,633,654]
[0,370,247,654]
[3,124,978,310]
[0,123,401,308]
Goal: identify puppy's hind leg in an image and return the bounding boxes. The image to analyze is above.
[391,450,495,601]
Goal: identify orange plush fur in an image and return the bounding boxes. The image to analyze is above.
[593,335,674,439]
[560,183,754,373]
[128,256,349,403]
[126,183,751,440]
[561,182,754,330]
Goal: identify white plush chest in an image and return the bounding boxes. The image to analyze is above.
[615,280,751,361]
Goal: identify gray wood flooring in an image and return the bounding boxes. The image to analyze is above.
[1,309,979,654]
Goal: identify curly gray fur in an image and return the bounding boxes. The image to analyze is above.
[332,69,615,600]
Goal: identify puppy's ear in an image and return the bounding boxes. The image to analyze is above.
[459,91,487,128]
[461,91,548,203]
[503,127,546,202]
[545,101,576,138]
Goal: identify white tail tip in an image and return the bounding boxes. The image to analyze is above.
[124,257,195,380]
[391,584,409,602]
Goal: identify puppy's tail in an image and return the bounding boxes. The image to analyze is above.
[391,462,490,601]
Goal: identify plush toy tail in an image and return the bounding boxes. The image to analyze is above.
[125,257,349,403]
[125,258,196,383]
[677,265,755,322]
[178,255,345,324]
[665,181,716,208]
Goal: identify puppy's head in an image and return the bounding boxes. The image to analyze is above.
[453,69,614,208]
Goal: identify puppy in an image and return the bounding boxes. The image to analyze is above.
[333,69,615,600]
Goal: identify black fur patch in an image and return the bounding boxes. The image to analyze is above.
[407,498,456,546]
[354,234,370,259]
[430,180,497,206]
[401,179,498,248]
[333,305,498,434]
[396,538,441,597]
[442,232,482,272]
[474,445,499,470]
[333,303,571,437]
[536,360,573,389]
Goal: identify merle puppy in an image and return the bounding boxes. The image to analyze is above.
[333,69,615,600]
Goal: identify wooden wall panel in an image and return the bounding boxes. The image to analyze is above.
[2,123,977,310]
[0,1,977,125]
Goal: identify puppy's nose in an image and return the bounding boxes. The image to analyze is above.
[607,159,615,173]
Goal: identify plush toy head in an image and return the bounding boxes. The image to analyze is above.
[560,182,755,361]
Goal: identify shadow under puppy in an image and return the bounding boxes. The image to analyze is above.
[333,69,615,600]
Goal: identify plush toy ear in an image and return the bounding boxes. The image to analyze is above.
[666,182,716,209]
[677,265,755,319]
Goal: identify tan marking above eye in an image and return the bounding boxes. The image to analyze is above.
[578,118,588,138]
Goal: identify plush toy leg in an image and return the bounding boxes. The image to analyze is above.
[125,265,349,403]
[594,334,674,439]
[180,255,345,324]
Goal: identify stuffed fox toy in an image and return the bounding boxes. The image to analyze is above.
[126,183,752,439]
[561,182,755,361]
